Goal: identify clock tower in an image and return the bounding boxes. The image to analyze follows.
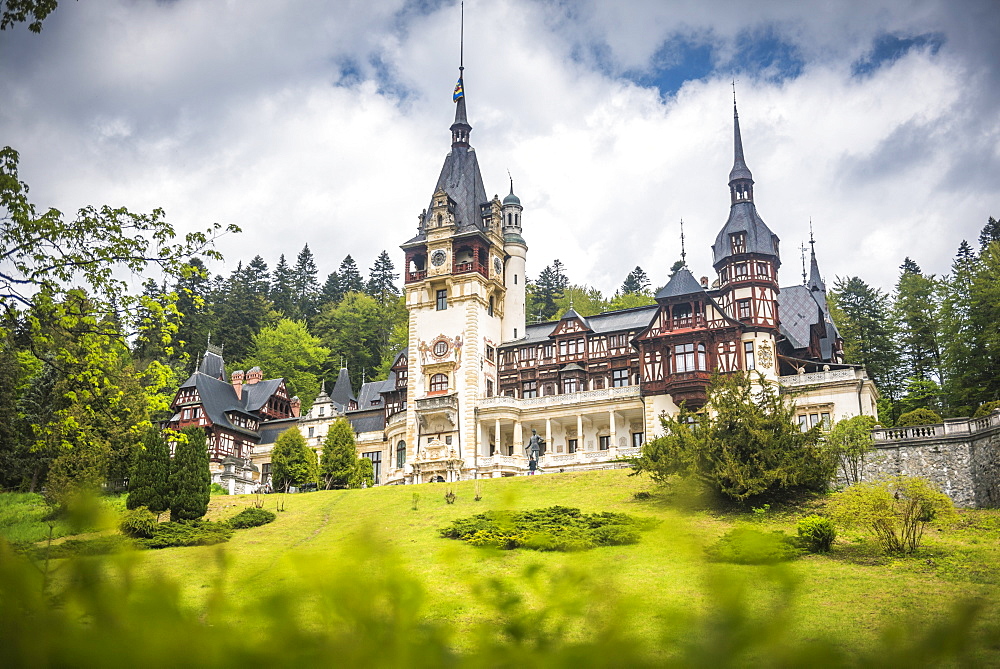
[398,65,525,482]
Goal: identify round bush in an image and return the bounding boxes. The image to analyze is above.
[896,408,942,427]
[119,507,158,539]
[797,515,836,553]
[973,400,1000,418]
[227,507,276,529]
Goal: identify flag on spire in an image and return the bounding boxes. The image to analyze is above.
[453,77,464,102]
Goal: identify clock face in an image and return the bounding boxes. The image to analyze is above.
[431,249,447,267]
[493,257,502,275]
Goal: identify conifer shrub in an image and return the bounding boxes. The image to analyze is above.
[119,506,157,539]
[127,427,171,514]
[169,427,211,521]
[973,400,1000,418]
[139,520,233,549]
[226,507,276,529]
[440,506,655,552]
[796,515,836,553]
[706,527,800,564]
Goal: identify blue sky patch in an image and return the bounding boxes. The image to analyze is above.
[852,32,945,76]
[727,26,804,83]
[630,36,715,97]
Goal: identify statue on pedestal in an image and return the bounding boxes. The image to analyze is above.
[524,429,545,464]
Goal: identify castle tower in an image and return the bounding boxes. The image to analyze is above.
[501,179,527,342]
[399,61,508,482]
[710,97,782,380]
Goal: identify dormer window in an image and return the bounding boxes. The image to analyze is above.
[731,232,746,254]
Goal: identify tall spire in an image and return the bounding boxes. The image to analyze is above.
[808,222,825,293]
[728,83,754,204]
[450,2,471,147]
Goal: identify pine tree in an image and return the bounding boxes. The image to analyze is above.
[271,427,316,492]
[530,260,569,321]
[320,271,342,306]
[979,216,1000,253]
[320,417,358,489]
[338,255,365,294]
[174,258,214,359]
[292,244,320,319]
[667,259,685,280]
[893,262,942,385]
[940,241,978,412]
[367,250,400,304]
[270,254,295,316]
[829,276,902,420]
[127,426,171,515]
[245,255,270,297]
[620,266,650,295]
[169,426,210,521]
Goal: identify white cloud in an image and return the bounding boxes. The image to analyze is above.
[1,0,997,299]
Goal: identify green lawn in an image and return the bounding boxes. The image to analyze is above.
[4,470,1000,664]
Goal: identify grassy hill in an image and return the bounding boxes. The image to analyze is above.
[5,469,1000,664]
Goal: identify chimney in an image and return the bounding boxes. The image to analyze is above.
[231,370,245,398]
[700,276,709,288]
[290,396,301,418]
[246,367,263,385]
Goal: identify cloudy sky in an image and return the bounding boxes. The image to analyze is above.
[2,0,998,298]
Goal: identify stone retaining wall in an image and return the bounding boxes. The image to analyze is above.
[861,412,1000,508]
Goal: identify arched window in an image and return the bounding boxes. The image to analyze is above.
[429,373,448,393]
[396,440,406,469]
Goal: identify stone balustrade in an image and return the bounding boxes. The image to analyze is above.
[478,385,641,411]
[873,411,1000,444]
[778,367,863,387]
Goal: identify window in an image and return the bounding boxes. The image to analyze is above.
[429,373,448,393]
[486,380,494,397]
[599,435,610,450]
[318,406,325,417]
[562,378,580,394]
[738,299,751,320]
[612,368,629,387]
[731,232,746,254]
[486,346,495,362]
[568,439,578,454]
[558,338,584,357]
[436,289,447,311]
[396,440,406,469]
[362,451,381,485]
[308,427,315,438]
[821,412,831,429]
[593,376,605,390]
[733,263,748,278]
[632,432,644,448]
[488,296,495,317]
[543,383,556,396]
[675,343,695,373]
[520,346,535,360]
[744,341,755,370]
[522,381,537,398]
[543,344,554,359]
[809,413,820,428]
[798,414,809,432]
[433,340,448,356]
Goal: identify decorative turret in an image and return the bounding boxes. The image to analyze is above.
[711,95,781,333]
[502,177,527,342]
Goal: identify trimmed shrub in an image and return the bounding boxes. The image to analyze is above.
[440,506,656,552]
[706,527,800,565]
[796,515,836,553]
[973,400,1000,418]
[32,535,136,560]
[227,507,276,529]
[169,427,211,521]
[210,483,229,495]
[140,520,233,549]
[119,506,158,539]
[896,408,942,427]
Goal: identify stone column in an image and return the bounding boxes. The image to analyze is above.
[577,414,584,452]
[609,410,617,451]
[546,418,552,453]
[513,422,524,458]
[494,419,502,456]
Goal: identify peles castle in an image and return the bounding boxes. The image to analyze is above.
[234,61,880,487]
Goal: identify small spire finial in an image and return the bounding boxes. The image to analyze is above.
[459,1,464,72]
[732,78,737,107]
[800,241,808,285]
[809,217,816,256]
[680,218,687,266]
[507,169,513,194]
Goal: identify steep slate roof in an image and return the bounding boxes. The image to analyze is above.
[243,378,283,412]
[257,417,299,446]
[198,350,225,380]
[355,380,392,409]
[655,267,706,299]
[178,372,257,437]
[776,285,821,350]
[712,202,780,266]
[559,307,592,330]
[347,409,385,434]
[512,305,659,346]
[330,368,356,407]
